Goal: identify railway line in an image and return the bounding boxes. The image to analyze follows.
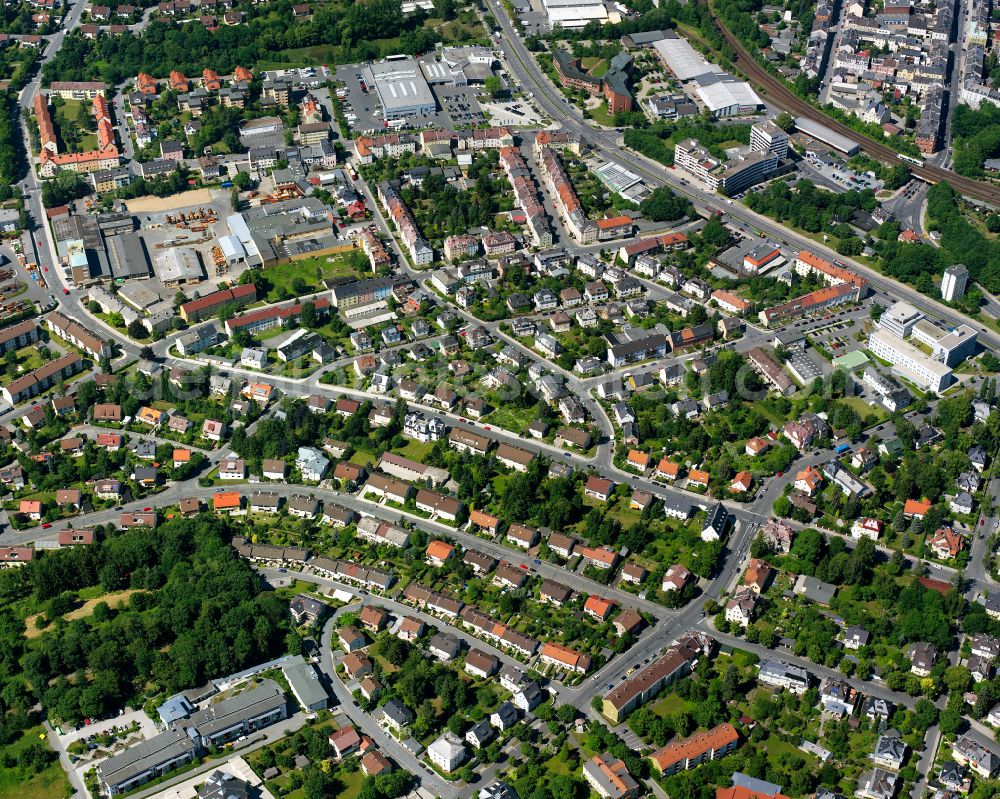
[712,12,1000,207]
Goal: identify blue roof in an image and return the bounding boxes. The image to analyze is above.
[157,694,194,724]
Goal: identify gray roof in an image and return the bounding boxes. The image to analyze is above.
[96,728,197,790]
[198,771,252,799]
[382,698,414,726]
[184,680,286,741]
[492,700,519,727]
[429,631,462,658]
[282,661,328,709]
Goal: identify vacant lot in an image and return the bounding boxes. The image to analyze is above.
[25,590,138,638]
[0,726,70,799]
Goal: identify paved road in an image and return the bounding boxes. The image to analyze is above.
[317,605,461,799]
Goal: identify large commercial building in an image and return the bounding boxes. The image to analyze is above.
[674,139,777,195]
[695,79,764,117]
[910,320,978,367]
[867,327,953,393]
[878,301,923,338]
[365,58,436,119]
[541,0,612,29]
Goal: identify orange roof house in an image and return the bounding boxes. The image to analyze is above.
[742,558,774,593]
[234,66,252,82]
[928,527,963,559]
[202,68,221,91]
[137,71,157,94]
[173,448,192,465]
[470,509,499,532]
[212,491,242,511]
[583,595,615,620]
[730,471,753,493]
[426,539,456,565]
[688,469,709,488]
[656,458,680,480]
[169,70,189,92]
[19,499,42,516]
[626,450,650,471]
[540,642,592,673]
[794,465,823,496]
[904,497,932,518]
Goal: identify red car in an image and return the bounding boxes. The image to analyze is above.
[143,507,151,512]
[41,523,52,529]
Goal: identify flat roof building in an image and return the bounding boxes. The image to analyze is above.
[282,660,329,711]
[366,58,436,119]
[868,327,953,393]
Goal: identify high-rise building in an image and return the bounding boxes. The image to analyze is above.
[941,263,969,301]
[750,120,790,158]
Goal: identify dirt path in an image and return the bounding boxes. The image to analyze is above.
[25,589,138,638]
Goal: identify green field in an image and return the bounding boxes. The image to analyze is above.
[0,726,71,799]
[650,692,690,719]
[262,250,368,301]
[483,404,535,434]
[53,98,98,153]
[396,439,435,462]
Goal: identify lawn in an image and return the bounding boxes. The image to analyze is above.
[650,692,690,719]
[544,746,578,777]
[53,98,97,153]
[839,395,888,423]
[395,439,435,462]
[0,346,48,387]
[0,726,71,799]
[587,102,616,128]
[483,404,536,434]
[262,249,367,301]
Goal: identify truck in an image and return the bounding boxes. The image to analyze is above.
[834,443,851,454]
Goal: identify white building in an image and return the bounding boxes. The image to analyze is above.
[867,328,952,393]
[428,731,467,772]
[941,264,969,302]
[750,120,789,158]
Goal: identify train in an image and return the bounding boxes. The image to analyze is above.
[897,153,924,166]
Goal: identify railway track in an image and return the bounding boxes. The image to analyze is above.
[712,12,1000,207]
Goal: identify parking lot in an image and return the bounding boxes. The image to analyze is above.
[800,149,883,193]
[333,65,485,135]
[435,83,489,127]
[481,98,542,126]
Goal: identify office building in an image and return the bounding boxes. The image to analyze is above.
[878,301,924,338]
[941,264,969,302]
[750,120,789,158]
[867,328,953,393]
[674,139,777,195]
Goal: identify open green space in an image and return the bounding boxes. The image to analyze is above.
[261,249,368,301]
[0,726,71,799]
